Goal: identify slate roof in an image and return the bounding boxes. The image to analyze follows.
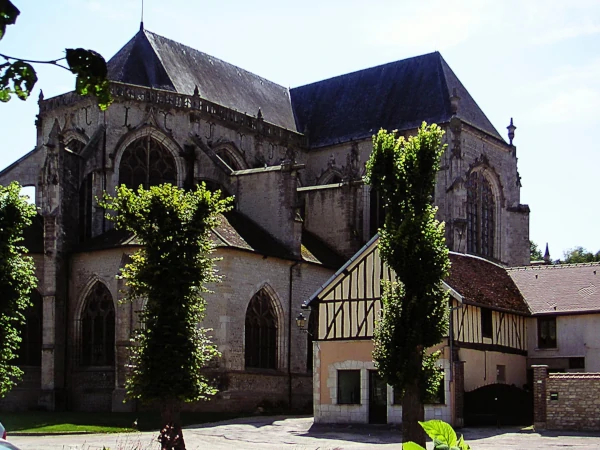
[290,52,503,147]
[508,263,600,315]
[107,29,297,130]
[73,210,343,269]
[448,253,529,315]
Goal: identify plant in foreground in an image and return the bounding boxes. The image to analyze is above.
[403,420,470,450]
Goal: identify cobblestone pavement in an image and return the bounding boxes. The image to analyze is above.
[10,416,600,449]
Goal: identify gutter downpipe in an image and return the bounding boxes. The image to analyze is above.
[288,259,301,409]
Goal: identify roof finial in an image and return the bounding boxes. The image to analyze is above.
[450,88,460,115]
[507,117,516,145]
[140,0,144,31]
[544,243,551,264]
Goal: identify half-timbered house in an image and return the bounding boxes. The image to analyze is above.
[304,236,530,426]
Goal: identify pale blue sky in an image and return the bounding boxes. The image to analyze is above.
[1,0,599,259]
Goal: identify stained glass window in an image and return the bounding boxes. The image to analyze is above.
[245,290,278,369]
[16,290,42,366]
[119,136,177,188]
[466,172,495,258]
[81,283,115,367]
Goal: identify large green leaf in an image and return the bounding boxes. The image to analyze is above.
[0,60,37,101]
[419,420,457,447]
[403,442,426,450]
[0,0,20,40]
[66,48,112,110]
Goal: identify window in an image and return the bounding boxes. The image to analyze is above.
[537,316,557,349]
[568,357,585,370]
[338,370,361,404]
[369,188,386,237]
[481,308,493,339]
[466,172,495,258]
[81,282,115,366]
[245,289,278,369]
[496,365,506,383]
[79,173,93,242]
[119,136,177,188]
[16,290,42,366]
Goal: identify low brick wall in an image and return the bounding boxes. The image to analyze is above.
[546,373,600,430]
[533,365,600,431]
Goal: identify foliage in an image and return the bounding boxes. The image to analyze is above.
[0,0,112,109]
[530,240,543,261]
[100,183,232,406]
[403,420,470,450]
[0,181,37,397]
[365,123,449,445]
[562,246,600,264]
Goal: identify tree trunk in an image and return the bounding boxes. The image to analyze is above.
[402,351,425,446]
[160,398,186,450]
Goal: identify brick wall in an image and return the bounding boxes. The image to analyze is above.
[533,365,600,430]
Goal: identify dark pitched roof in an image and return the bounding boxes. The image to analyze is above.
[108,29,297,130]
[72,210,342,268]
[508,263,600,315]
[447,253,529,314]
[290,52,503,147]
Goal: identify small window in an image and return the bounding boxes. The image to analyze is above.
[537,316,557,348]
[338,370,361,404]
[569,357,585,370]
[496,365,506,383]
[481,308,493,339]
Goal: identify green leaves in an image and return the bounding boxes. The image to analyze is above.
[66,48,112,110]
[0,0,20,41]
[0,181,37,397]
[403,421,470,450]
[0,60,37,102]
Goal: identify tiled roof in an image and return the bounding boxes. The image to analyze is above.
[72,211,343,268]
[508,263,600,315]
[108,29,297,130]
[290,52,503,147]
[447,253,529,314]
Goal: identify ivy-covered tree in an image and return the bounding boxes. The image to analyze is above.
[0,181,37,397]
[365,123,449,446]
[0,0,112,109]
[101,183,231,449]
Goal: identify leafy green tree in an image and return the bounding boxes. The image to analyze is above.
[562,246,600,264]
[0,181,37,397]
[530,240,543,261]
[365,123,449,446]
[101,183,231,448]
[0,0,112,109]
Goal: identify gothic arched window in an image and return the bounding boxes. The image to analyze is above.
[81,283,115,367]
[466,172,495,258]
[245,290,278,369]
[79,172,93,242]
[17,290,42,366]
[118,136,177,188]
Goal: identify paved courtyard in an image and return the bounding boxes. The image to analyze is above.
[10,416,600,449]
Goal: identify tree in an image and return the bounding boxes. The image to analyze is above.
[365,123,449,446]
[562,246,600,264]
[101,183,232,449]
[0,0,112,109]
[0,181,37,397]
[530,240,543,262]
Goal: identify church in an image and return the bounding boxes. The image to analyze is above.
[0,26,529,412]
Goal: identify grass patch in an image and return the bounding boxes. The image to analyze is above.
[3,411,246,434]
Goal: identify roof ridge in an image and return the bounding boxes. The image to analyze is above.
[448,251,508,270]
[140,29,178,91]
[507,262,600,271]
[291,51,442,91]
[143,29,290,93]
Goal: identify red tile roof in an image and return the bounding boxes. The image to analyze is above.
[448,253,530,314]
[508,263,600,315]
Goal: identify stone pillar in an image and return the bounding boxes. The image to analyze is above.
[453,361,465,428]
[532,365,548,430]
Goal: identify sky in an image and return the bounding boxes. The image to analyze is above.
[1,0,599,259]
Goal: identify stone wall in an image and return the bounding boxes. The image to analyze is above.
[533,365,600,430]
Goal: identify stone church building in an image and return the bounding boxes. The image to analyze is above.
[0,26,529,412]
